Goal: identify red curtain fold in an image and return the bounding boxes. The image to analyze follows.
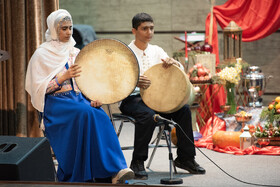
[205,0,280,64]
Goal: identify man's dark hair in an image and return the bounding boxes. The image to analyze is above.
[132,13,153,29]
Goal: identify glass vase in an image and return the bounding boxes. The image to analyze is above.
[225,82,237,115]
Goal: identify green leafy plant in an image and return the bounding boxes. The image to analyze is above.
[260,107,280,124]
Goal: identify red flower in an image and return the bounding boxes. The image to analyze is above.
[257,125,263,132]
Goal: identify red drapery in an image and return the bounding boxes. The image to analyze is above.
[205,0,280,64]
[200,0,280,126]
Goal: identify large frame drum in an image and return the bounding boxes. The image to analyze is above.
[140,64,195,113]
[75,39,139,104]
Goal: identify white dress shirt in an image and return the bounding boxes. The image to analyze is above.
[128,40,183,95]
[129,40,169,75]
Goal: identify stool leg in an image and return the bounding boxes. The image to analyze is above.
[106,105,117,132]
[117,120,124,137]
[151,126,163,144]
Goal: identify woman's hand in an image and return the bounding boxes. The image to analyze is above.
[57,64,81,84]
[64,64,81,79]
[137,75,151,89]
[91,100,102,108]
[161,58,180,68]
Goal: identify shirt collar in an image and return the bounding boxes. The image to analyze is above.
[130,40,150,56]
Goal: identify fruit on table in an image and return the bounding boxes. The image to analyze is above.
[235,111,251,117]
[268,104,274,110]
[268,96,280,110]
[235,111,252,122]
[275,96,280,103]
[212,131,242,148]
[248,124,255,129]
[188,63,211,82]
[197,68,206,77]
[276,103,280,110]
[248,124,256,134]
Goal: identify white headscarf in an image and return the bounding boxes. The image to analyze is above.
[25,9,76,112]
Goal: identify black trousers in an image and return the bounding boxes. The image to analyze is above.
[120,95,196,161]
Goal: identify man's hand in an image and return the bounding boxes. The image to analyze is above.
[91,100,102,108]
[161,58,180,68]
[137,75,151,89]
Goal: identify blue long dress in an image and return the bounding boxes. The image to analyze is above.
[43,82,127,182]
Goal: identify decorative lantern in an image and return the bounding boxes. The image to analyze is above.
[240,125,254,150]
[223,21,243,64]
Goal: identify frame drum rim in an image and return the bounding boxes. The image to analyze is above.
[75,38,139,104]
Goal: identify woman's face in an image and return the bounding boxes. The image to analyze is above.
[58,20,72,43]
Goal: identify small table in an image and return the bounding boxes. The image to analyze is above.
[192,83,223,127]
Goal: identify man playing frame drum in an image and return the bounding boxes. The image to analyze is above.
[119,13,206,180]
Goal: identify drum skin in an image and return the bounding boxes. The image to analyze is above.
[140,64,195,113]
[75,39,139,104]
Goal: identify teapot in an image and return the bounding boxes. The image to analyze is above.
[242,66,272,107]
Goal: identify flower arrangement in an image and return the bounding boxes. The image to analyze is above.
[217,58,242,85]
[216,58,242,114]
[254,122,280,138]
[254,96,280,138]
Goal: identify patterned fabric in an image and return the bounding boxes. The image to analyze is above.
[46,79,60,93]
[46,47,80,94]
[141,53,150,73]
[46,64,79,94]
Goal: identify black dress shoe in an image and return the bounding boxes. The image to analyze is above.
[174,157,206,174]
[130,160,148,180]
